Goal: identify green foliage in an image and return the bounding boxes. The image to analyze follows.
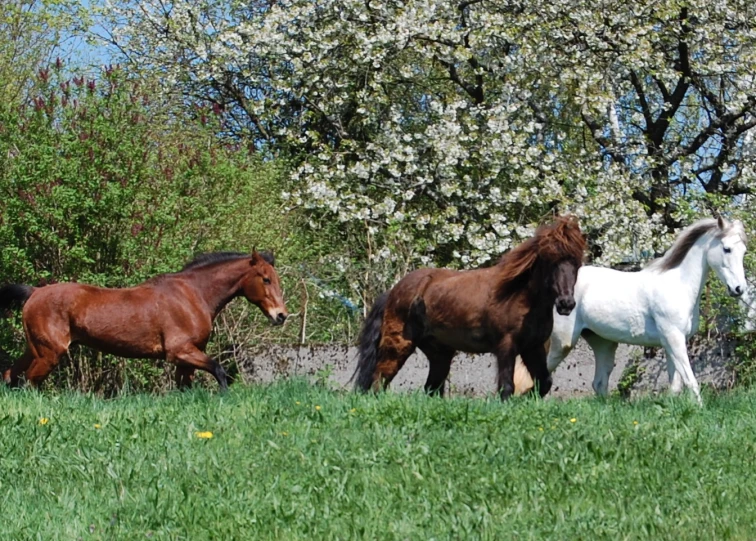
[0,0,88,103]
[0,64,282,285]
[615,353,646,399]
[732,334,756,388]
[2,382,756,539]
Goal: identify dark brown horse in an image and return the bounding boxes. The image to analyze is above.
[354,216,585,399]
[0,251,288,390]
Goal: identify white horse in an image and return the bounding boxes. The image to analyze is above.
[545,217,748,404]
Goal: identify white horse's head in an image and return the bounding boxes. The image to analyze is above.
[707,217,747,297]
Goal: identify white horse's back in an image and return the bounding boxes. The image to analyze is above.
[575,266,669,346]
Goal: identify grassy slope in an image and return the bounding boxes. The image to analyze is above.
[0,382,755,540]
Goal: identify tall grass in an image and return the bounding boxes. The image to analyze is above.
[1,382,755,539]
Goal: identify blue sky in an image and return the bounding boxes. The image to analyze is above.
[60,0,114,70]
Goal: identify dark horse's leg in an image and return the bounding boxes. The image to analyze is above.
[175,366,196,389]
[169,345,228,391]
[495,336,518,400]
[519,342,552,398]
[419,340,455,396]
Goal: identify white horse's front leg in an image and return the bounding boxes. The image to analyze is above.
[547,310,579,372]
[659,327,701,405]
[582,332,618,397]
[667,361,683,395]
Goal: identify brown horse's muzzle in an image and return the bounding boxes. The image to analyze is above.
[267,309,288,326]
[555,296,576,316]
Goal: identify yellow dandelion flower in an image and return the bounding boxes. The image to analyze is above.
[281,431,289,436]
[315,405,321,411]
[94,424,102,429]
[38,418,49,425]
[195,431,213,439]
[538,427,544,431]
[295,401,301,405]
[570,418,577,423]
[633,420,639,425]
[350,408,356,413]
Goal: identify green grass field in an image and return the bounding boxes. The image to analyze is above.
[1,381,755,540]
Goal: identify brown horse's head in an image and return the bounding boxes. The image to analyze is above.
[537,215,586,315]
[497,215,585,315]
[241,251,288,325]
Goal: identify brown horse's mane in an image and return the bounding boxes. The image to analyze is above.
[181,250,275,272]
[495,215,585,294]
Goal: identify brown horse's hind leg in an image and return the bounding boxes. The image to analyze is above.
[24,348,65,387]
[175,366,196,389]
[4,348,34,387]
[419,341,455,396]
[169,345,228,391]
[14,317,71,387]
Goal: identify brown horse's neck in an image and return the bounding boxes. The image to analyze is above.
[183,259,251,318]
[526,262,558,314]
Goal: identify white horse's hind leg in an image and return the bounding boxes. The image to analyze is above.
[583,332,618,396]
[659,327,701,405]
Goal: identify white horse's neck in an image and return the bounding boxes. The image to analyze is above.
[660,233,712,314]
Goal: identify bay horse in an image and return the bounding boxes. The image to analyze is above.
[534,217,747,404]
[0,251,288,390]
[354,216,586,400]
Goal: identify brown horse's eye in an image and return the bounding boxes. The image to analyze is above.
[263,277,271,285]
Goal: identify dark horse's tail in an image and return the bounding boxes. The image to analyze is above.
[354,292,389,391]
[0,284,34,315]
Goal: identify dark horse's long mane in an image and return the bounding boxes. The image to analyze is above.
[495,215,585,296]
[181,251,276,272]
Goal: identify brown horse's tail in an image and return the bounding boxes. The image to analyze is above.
[0,284,34,315]
[354,292,389,392]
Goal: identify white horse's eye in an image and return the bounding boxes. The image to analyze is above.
[724,246,732,254]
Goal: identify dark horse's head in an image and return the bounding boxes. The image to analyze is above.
[496,215,585,316]
[242,251,289,325]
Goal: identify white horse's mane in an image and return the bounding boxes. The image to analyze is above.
[644,218,725,273]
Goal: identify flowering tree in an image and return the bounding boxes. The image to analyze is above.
[101,0,756,278]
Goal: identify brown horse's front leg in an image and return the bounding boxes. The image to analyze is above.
[175,366,196,390]
[495,337,518,401]
[519,342,552,398]
[169,346,228,391]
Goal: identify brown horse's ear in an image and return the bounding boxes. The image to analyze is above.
[717,215,726,230]
[250,250,275,266]
[258,250,275,266]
